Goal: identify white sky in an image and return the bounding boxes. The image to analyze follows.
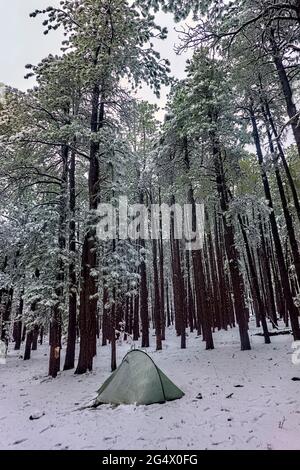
[0,0,191,118]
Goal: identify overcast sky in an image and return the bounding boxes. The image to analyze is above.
[0,0,191,117]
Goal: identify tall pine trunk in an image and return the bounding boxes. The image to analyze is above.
[152,236,162,350]
[262,97,300,223]
[270,31,300,158]
[139,192,149,348]
[212,135,251,350]
[238,215,270,343]
[170,195,186,349]
[64,149,77,371]
[75,90,103,374]
[49,144,68,378]
[158,188,166,340]
[250,107,300,340]
[24,330,33,361]
[262,104,300,286]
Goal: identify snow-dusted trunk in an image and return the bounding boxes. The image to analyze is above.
[150,191,162,350]
[237,214,270,344]
[170,195,186,349]
[262,105,300,287]
[139,192,149,348]
[102,286,109,346]
[257,215,278,326]
[49,144,68,378]
[39,327,44,345]
[24,297,38,362]
[186,253,195,333]
[0,257,8,341]
[250,108,300,340]
[159,240,166,340]
[24,330,33,361]
[206,211,221,331]
[31,325,39,351]
[110,290,117,372]
[76,233,98,373]
[212,137,251,350]
[0,287,13,346]
[188,188,214,349]
[166,282,171,327]
[270,31,300,158]
[152,236,162,351]
[192,248,214,349]
[13,295,23,351]
[128,294,133,337]
[140,247,149,348]
[270,239,287,322]
[214,211,231,330]
[262,97,300,223]
[21,324,26,343]
[133,293,140,341]
[64,149,77,371]
[0,255,13,345]
[183,138,213,345]
[158,189,166,341]
[124,294,129,341]
[75,89,103,374]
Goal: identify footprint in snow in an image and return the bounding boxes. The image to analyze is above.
[12,438,28,445]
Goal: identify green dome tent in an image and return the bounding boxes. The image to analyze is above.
[93,349,184,406]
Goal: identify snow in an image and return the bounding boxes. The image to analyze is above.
[1,320,300,450]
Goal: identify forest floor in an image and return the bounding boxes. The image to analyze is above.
[1,319,300,450]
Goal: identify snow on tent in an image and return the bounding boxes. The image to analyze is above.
[93,349,184,406]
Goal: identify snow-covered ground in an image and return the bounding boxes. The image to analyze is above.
[1,320,300,450]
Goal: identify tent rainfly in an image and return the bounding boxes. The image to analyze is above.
[93,349,184,406]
